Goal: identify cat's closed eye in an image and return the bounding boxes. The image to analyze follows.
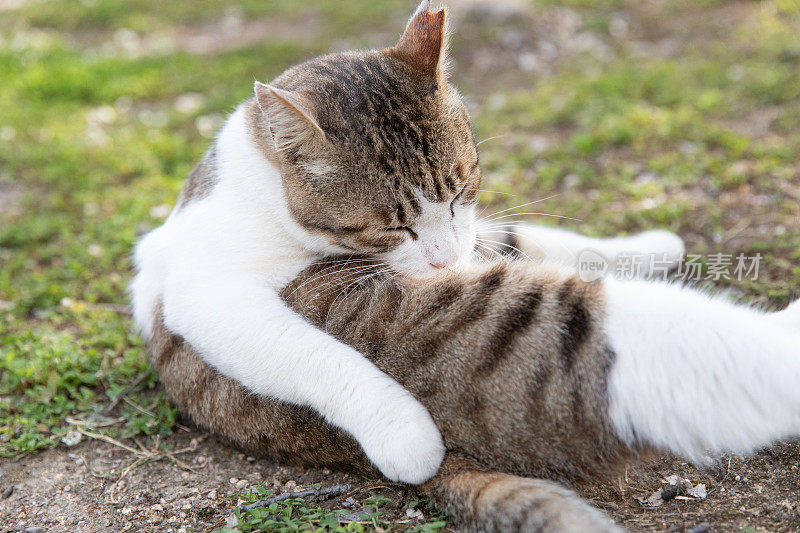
[386,226,418,240]
[450,189,465,216]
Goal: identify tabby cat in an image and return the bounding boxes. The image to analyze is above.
[135,2,800,531]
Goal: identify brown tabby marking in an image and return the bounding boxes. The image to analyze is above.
[175,145,218,209]
[148,259,636,531]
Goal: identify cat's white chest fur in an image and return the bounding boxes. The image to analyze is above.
[132,106,321,339]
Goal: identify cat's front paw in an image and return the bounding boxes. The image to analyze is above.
[628,230,685,261]
[613,230,685,278]
[359,395,445,485]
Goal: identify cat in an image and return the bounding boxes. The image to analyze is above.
[148,253,800,532]
[130,0,683,486]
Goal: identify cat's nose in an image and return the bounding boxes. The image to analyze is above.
[424,242,458,270]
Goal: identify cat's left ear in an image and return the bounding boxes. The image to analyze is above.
[391,0,447,78]
[254,81,326,153]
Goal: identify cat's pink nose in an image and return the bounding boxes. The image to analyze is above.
[429,261,448,269]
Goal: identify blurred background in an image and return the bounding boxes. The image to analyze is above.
[1,1,799,531]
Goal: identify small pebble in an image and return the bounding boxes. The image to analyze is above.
[1,485,13,499]
[25,528,46,533]
[207,490,217,500]
[661,484,678,500]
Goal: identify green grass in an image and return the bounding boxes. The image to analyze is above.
[470,0,800,302]
[224,485,447,532]
[1,0,799,530]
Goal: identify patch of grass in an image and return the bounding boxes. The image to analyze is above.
[224,485,447,533]
[0,0,410,35]
[470,0,800,303]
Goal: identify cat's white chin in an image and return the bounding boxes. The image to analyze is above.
[387,254,472,280]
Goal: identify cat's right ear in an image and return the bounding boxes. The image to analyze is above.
[254,81,326,153]
[391,0,447,78]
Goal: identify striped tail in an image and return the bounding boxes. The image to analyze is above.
[421,456,621,532]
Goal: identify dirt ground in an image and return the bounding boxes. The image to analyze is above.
[2,424,799,532]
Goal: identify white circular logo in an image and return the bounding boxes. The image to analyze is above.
[577,249,609,282]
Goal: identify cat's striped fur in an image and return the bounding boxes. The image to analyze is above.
[149,258,638,531]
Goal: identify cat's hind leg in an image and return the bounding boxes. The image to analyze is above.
[604,280,800,462]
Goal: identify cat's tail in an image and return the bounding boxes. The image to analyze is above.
[421,455,620,533]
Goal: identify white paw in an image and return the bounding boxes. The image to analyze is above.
[627,230,685,261]
[614,230,685,278]
[357,394,445,484]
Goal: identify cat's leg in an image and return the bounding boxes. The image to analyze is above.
[148,309,378,475]
[603,279,800,461]
[421,455,620,533]
[477,221,684,277]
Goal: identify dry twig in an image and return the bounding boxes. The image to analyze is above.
[103,369,153,415]
[236,484,352,512]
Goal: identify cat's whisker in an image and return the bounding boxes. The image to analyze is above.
[306,256,372,267]
[315,263,390,298]
[372,269,406,297]
[475,134,507,147]
[286,261,379,298]
[458,187,516,197]
[474,241,507,263]
[302,271,371,316]
[293,263,384,305]
[313,264,385,300]
[469,249,490,265]
[478,225,584,262]
[478,195,561,223]
[325,268,391,332]
[477,238,535,263]
[483,212,582,224]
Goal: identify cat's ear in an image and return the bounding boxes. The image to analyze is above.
[254,81,326,153]
[392,0,447,77]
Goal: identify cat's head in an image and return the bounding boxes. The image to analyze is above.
[251,1,479,278]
